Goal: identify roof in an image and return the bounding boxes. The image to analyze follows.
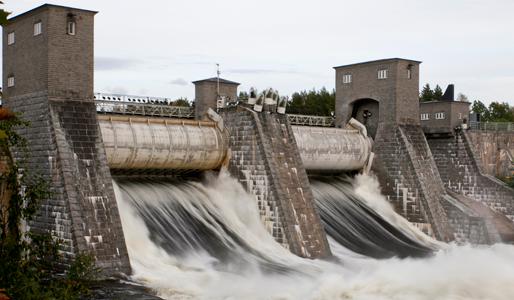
[333,58,422,69]
[192,77,240,85]
[420,100,471,105]
[6,4,98,22]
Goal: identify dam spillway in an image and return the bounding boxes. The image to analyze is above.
[4,4,514,298]
[115,173,514,300]
[97,114,372,173]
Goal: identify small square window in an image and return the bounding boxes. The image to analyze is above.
[7,32,15,45]
[7,76,15,87]
[34,21,42,36]
[67,21,76,35]
[378,69,388,79]
[421,113,430,120]
[342,74,352,84]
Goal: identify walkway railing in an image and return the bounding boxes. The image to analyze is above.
[95,100,195,119]
[287,114,335,127]
[469,122,514,132]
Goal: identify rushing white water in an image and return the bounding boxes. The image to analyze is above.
[352,174,444,249]
[114,172,514,300]
[311,176,436,258]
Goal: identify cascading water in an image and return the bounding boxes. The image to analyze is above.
[114,172,514,300]
[310,176,437,258]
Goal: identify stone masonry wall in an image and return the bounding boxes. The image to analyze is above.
[222,109,290,249]
[222,107,331,258]
[466,131,514,178]
[427,131,514,222]
[372,123,453,241]
[441,195,497,245]
[4,92,131,275]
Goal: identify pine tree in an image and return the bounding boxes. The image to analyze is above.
[433,85,443,100]
[0,2,10,25]
[419,84,434,102]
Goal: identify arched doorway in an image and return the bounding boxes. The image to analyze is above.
[351,98,379,139]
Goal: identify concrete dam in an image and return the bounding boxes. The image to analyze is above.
[97,114,371,173]
[94,100,373,259]
[3,4,514,299]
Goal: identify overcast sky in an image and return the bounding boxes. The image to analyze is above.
[3,0,514,105]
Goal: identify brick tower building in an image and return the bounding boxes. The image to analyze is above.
[334,58,453,241]
[2,4,130,275]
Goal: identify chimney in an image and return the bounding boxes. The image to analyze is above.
[441,84,454,101]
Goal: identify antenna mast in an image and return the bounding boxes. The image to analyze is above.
[216,63,220,99]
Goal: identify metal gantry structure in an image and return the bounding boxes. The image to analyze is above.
[94,92,337,126]
[94,93,195,119]
[287,114,335,127]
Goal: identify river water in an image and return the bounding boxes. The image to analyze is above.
[114,172,514,300]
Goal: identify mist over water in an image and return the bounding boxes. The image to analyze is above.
[114,173,514,300]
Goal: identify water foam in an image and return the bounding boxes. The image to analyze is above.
[114,173,514,300]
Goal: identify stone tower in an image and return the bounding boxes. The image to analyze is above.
[334,58,453,241]
[2,4,130,275]
[193,77,239,120]
[334,58,421,138]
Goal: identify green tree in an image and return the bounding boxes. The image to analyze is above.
[419,83,434,102]
[433,85,443,100]
[488,102,514,122]
[238,91,249,101]
[471,100,489,121]
[287,87,335,116]
[170,97,190,107]
[471,100,514,122]
[0,1,10,25]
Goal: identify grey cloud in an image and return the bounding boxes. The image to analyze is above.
[169,78,189,86]
[95,57,141,71]
[226,68,302,75]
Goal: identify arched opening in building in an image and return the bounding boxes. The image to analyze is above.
[351,98,380,139]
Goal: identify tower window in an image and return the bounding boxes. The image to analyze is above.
[407,64,413,79]
[378,69,388,79]
[435,112,445,120]
[421,113,429,120]
[67,21,76,35]
[7,32,15,45]
[7,75,15,88]
[342,74,352,84]
[34,21,42,36]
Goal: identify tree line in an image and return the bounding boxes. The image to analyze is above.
[239,88,335,117]
[419,83,469,102]
[420,83,513,122]
[471,100,514,123]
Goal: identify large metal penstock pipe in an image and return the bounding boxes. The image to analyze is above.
[98,116,371,172]
[98,115,227,170]
[292,125,371,172]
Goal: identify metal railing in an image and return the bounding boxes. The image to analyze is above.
[95,100,194,119]
[287,114,335,127]
[94,92,175,105]
[469,122,514,132]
